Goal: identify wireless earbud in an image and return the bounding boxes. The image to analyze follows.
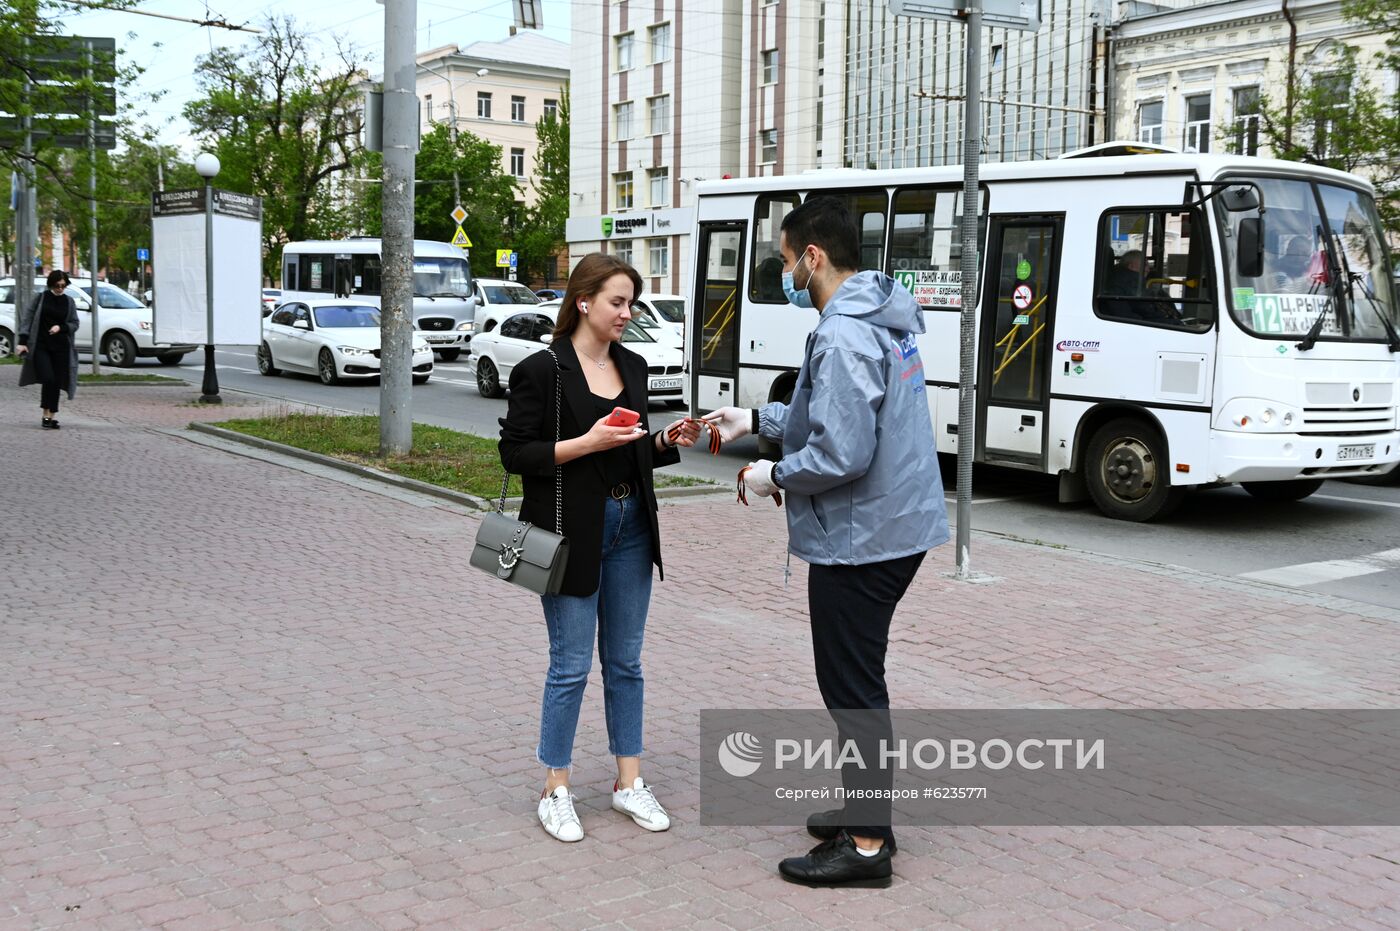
[579,302,588,314]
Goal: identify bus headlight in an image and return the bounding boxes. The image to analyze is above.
[1219,399,1300,433]
[457,321,474,333]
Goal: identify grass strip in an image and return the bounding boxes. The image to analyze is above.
[214,412,713,499]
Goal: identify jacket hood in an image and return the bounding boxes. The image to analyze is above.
[821,270,925,335]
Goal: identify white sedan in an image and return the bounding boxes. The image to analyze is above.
[470,301,685,406]
[258,300,435,385]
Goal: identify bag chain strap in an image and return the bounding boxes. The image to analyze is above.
[496,349,565,539]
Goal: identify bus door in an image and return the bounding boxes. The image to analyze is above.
[691,222,746,412]
[977,215,1064,466]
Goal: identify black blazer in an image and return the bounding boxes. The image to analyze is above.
[499,338,681,597]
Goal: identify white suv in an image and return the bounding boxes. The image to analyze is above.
[0,277,197,365]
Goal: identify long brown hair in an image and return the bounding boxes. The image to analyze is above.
[553,252,643,340]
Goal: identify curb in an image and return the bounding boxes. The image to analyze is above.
[186,422,725,511]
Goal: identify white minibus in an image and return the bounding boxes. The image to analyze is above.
[685,150,1400,521]
[280,239,476,361]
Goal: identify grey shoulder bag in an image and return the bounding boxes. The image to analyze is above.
[470,349,570,595]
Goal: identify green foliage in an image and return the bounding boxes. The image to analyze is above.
[515,87,570,286]
[183,15,367,281]
[1249,24,1400,236]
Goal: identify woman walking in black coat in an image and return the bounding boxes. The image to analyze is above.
[17,270,80,429]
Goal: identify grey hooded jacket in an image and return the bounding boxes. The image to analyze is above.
[760,270,948,566]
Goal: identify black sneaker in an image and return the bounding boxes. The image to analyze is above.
[48,418,60,429]
[778,831,893,888]
[41,418,54,429]
[807,809,897,855]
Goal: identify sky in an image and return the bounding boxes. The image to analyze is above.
[54,0,573,153]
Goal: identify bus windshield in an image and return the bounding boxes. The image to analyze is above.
[1220,176,1398,342]
[412,256,472,299]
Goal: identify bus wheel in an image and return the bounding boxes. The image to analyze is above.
[1085,417,1184,522]
[1241,479,1324,502]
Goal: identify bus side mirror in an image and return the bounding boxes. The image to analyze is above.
[1237,218,1264,278]
[1223,186,1260,211]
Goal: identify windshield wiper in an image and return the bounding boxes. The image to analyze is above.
[1296,225,1348,351]
[1347,272,1400,352]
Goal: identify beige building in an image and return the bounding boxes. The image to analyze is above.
[416,32,570,207]
[1112,0,1398,163]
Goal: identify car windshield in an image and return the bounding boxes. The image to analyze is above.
[314,305,381,328]
[649,299,685,323]
[620,320,654,343]
[76,283,145,309]
[1219,176,1398,342]
[484,285,540,305]
[412,257,472,298]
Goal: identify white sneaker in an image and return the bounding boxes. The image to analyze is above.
[612,777,671,832]
[538,786,584,842]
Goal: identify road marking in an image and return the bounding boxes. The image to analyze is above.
[944,496,1025,506]
[1239,547,1400,587]
[1312,493,1400,510]
[215,365,260,374]
[220,349,257,359]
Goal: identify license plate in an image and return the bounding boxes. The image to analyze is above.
[425,334,455,343]
[650,377,682,390]
[1337,443,1375,461]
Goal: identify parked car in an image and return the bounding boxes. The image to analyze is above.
[261,288,282,316]
[0,276,196,365]
[534,288,564,301]
[258,299,434,385]
[633,293,687,345]
[470,301,684,405]
[470,277,542,336]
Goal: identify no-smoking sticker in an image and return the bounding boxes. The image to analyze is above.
[1012,284,1034,310]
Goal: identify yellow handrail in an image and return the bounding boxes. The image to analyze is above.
[701,286,737,361]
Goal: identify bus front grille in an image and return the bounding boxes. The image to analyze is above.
[418,317,454,331]
[1299,406,1395,435]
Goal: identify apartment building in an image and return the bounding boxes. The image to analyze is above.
[416,31,570,207]
[567,0,845,295]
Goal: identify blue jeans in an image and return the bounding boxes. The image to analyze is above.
[537,494,654,769]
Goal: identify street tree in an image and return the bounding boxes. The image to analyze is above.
[1245,7,1400,235]
[183,15,366,282]
[514,88,569,287]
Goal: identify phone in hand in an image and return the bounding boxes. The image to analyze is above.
[605,406,641,428]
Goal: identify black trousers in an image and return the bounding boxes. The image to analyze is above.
[30,341,71,413]
[808,551,926,844]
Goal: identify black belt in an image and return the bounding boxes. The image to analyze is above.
[608,482,632,500]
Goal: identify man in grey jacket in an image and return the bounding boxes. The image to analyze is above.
[704,196,948,888]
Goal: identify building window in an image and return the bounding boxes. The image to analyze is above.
[761,128,778,164]
[510,148,526,178]
[649,238,669,278]
[477,92,492,120]
[1232,86,1261,156]
[614,101,633,140]
[615,172,634,210]
[1313,73,1349,159]
[1137,100,1163,146]
[615,32,634,71]
[1184,93,1211,153]
[648,94,670,135]
[614,239,634,266]
[650,23,671,64]
[543,98,559,121]
[648,168,669,207]
[425,94,433,123]
[511,95,526,122]
[762,49,779,85]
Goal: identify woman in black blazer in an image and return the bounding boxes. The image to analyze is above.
[499,253,700,843]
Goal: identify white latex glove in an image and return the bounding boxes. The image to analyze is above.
[738,459,781,506]
[701,406,752,444]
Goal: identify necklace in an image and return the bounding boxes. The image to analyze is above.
[575,342,608,370]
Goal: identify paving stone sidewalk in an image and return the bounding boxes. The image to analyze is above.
[2,380,1398,930]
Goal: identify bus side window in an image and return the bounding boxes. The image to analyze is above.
[299,254,332,293]
[1095,208,1214,330]
[352,254,383,295]
[749,193,801,303]
[824,189,888,272]
[890,186,987,309]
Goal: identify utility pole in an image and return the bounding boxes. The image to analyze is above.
[14,33,35,346]
[954,0,981,580]
[380,0,417,455]
[87,38,101,375]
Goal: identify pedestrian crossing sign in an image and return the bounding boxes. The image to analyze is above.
[452,225,472,248]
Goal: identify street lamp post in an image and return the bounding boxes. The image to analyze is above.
[418,63,489,207]
[195,152,221,404]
